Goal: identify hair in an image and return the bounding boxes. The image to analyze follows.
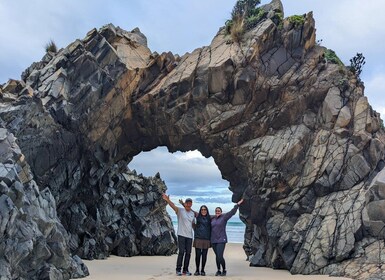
[198,205,210,217]
[215,207,222,213]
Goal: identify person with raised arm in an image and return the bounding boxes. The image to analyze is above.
[162,193,194,276]
[211,198,244,276]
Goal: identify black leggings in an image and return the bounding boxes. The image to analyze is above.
[212,243,226,271]
[195,248,208,271]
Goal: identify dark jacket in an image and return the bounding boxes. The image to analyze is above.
[194,214,211,240]
[210,204,239,244]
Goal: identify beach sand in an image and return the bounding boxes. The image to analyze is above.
[82,243,352,280]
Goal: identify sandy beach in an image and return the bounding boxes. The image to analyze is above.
[82,243,352,280]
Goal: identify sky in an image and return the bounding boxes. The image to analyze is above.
[1,0,385,213]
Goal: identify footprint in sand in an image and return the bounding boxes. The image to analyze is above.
[161,267,173,275]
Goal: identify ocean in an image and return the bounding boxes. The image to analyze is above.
[172,217,245,243]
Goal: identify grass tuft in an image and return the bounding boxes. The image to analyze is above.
[45,39,57,53]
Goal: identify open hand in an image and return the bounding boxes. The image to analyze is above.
[162,193,170,201]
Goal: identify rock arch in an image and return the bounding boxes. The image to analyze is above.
[1,0,385,279]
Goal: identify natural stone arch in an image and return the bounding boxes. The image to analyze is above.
[2,0,385,279]
[128,147,239,234]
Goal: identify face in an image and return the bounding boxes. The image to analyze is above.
[200,207,208,216]
[215,207,222,217]
[185,201,192,210]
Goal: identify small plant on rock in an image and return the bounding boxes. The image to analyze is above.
[287,15,306,28]
[230,17,245,43]
[324,49,344,66]
[45,39,57,53]
[245,7,267,30]
[349,52,365,78]
[271,11,284,29]
[226,0,263,42]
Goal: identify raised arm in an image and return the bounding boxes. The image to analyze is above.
[179,198,198,217]
[223,198,244,221]
[162,193,179,214]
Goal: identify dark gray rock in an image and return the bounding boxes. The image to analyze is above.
[0,126,88,280]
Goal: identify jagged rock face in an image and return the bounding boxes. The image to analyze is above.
[63,168,177,260]
[0,24,177,262]
[0,126,88,279]
[1,0,385,279]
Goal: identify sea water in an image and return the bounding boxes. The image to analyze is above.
[172,217,245,243]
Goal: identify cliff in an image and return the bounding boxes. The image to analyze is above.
[1,0,385,279]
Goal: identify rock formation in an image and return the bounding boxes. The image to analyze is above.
[1,0,385,278]
[0,126,88,279]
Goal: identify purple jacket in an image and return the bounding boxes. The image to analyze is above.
[210,204,239,244]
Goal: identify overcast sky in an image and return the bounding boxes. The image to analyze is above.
[1,0,385,212]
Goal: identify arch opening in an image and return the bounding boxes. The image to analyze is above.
[128,146,245,243]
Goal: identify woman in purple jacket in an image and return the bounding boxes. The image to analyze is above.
[211,198,244,276]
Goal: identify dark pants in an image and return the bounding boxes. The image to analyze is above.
[195,248,208,272]
[177,235,193,272]
[212,243,226,271]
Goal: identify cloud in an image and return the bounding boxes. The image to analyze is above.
[174,150,205,160]
[0,0,234,83]
[193,195,232,205]
[128,146,230,198]
[130,147,236,214]
[166,184,231,199]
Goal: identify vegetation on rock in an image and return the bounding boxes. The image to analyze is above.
[225,0,264,42]
[271,11,284,29]
[45,39,57,53]
[287,14,305,28]
[349,52,366,79]
[324,48,344,66]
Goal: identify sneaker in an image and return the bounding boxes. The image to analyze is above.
[194,271,200,276]
[183,271,192,276]
[176,271,182,276]
[215,271,221,276]
[200,271,206,276]
[221,270,227,276]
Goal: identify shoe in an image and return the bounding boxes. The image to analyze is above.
[176,271,182,276]
[200,271,206,276]
[194,271,200,276]
[215,271,221,276]
[183,271,192,276]
[221,270,227,276]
